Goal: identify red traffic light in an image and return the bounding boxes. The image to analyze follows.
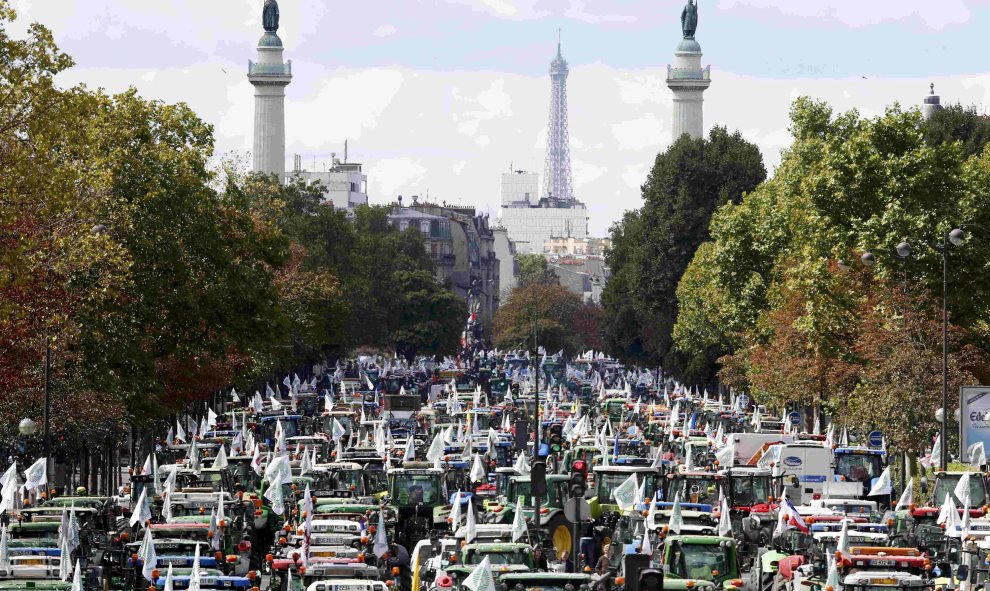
[572,460,587,473]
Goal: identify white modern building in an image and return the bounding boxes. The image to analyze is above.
[289,154,368,210]
[499,201,588,254]
[248,0,291,177]
[501,171,539,206]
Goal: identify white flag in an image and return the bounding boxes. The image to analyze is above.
[470,454,486,483]
[426,433,445,463]
[163,564,174,591]
[837,519,851,556]
[188,544,202,591]
[895,478,914,510]
[640,526,652,556]
[70,559,83,591]
[373,511,389,558]
[23,457,47,491]
[0,462,16,492]
[954,471,972,508]
[463,556,496,591]
[969,441,987,467]
[867,467,892,497]
[59,536,71,582]
[449,490,462,526]
[513,453,531,475]
[212,445,228,470]
[646,492,659,530]
[0,525,9,570]
[331,418,346,441]
[175,420,186,444]
[937,492,957,525]
[511,496,526,542]
[140,527,158,581]
[466,497,478,543]
[130,486,151,527]
[826,556,841,591]
[612,473,639,513]
[403,438,416,463]
[718,497,732,537]
[668,492,684,534]
[929,434,942,469]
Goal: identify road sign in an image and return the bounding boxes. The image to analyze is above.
[867,430,884,447]
[787,411,801,426]
[564,497,591,522]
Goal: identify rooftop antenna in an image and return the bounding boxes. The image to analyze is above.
[344,140,348,163]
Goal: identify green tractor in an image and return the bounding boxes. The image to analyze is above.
[661,535,745,591]
[386,461,448,549]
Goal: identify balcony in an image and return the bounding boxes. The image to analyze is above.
[666,65,710,80]
[248,60,292,76]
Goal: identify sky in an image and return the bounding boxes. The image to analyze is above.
[10,0,990,235]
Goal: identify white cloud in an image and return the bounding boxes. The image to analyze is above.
[287,68,405,148]
[572,159,607,188]
[622,165,648,191]
[612,113,666,151]
[368,158,428,199]
[718,0,970,30]
[616,74,669,105]
[374,24,397,38]
[480,0,519,17]
[34,0,990,237]
[452,79,514,140]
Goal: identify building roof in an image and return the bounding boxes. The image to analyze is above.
[389,207,447,222]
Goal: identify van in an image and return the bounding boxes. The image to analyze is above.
[758,442,833,504]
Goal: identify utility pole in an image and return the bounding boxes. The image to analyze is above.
[531,305,541,530]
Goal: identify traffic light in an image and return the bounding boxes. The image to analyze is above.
[549,424,564,452]
[569,460,588,498]
[514,420,529,452]
[531,462,548,496]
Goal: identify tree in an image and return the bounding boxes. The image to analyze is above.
[388,269,467,362]
[572,304,605,353]
[493,284,583,355]
[602,126,766,382]
[673,97,990,452]
[924,103,990,160]
[517,253,559,287]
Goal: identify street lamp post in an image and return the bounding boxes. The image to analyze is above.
[872,227,967,472]
[44,335,51,482]
[530,305,541,531]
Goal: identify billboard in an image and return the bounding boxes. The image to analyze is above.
[959,386,990,457]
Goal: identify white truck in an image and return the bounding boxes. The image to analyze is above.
[757,441,833,504]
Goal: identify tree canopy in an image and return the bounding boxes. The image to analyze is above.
[0,4,463,451]
[602,126,766,383]
[673,97,990,451]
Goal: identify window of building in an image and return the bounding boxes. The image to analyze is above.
[399,221,408,231]
[421,221,431,234]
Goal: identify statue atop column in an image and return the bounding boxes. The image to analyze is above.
[263,0,280,33]
[681,0,698,39]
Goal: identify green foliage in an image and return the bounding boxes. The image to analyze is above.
[924,103,990,160]
[389,269,467,362]
[602,126,766,382]
[493,284,584,355]
[517,253,559,287]
[0,2,464,447]
[673,97,990,452]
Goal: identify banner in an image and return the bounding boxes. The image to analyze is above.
[960,386,990,459]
